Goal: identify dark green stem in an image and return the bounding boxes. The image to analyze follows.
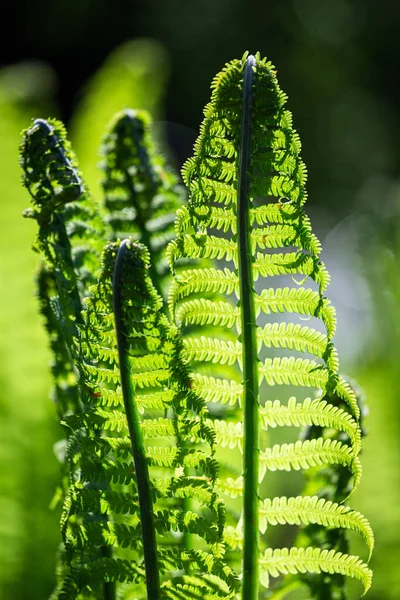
[101,545,117,600]
[125,114,193,549]
[113,240,160,600]
[237,54,260,600]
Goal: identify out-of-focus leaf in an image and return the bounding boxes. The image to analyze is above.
[70,38,170,198]
[0,62,60,600]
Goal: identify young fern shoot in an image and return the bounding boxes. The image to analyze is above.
[21,51,373,600]
[112,240,160,600]
[101,109,185,298]
[168,53,373,598]
[21,119,237,599]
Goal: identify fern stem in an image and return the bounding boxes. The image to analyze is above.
[101,545,117,600]
[113,240,160,600]
[237,54,260,600]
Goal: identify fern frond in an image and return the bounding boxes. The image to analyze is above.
[168,234,237,268]
[259,438,360,480]
[261,397,361,455]
[212,396,361,459]
[56,557,144,599]
[259,496,374,557]
[212,420,244,452]
[69,239,233,595]
[251,223,321,255]
[191,374,243,407]
[168,52,371,597]
[216,476,243,499]
[23,123,233,596]
[184,337,242,366]
[101,109,185,296]
[255,287,336,338]
[259,547,372,595]
[176,205,237,235]
[257,322,331,359]
[258,358,359,417]
[176,299,239,329]
[253,251,330,292]
[169,267,239,316]
[24,51,373,599]
[21,118,106,294]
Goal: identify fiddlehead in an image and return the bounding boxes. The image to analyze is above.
[21,118,237,599]
[167,53,372,598]
[57,239,238,598]
[20,117,116,599]
[101,109,185,297]
[20,117,106,417]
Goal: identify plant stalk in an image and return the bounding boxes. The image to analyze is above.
[113,239,160,600]
[101,545,117,600]
[237,54,260,600]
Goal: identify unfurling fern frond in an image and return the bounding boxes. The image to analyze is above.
[58,239,237,599]
[21,118,106,420]
[22,52,373,600]
[21,119,236,599]
[100,109,185,296]
[167,53,372,598]
[21,118,106,295]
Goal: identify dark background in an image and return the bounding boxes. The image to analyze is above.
[1,2,400,598]
[3,0,400,218]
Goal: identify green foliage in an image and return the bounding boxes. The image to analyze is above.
[101,109,185,296]
[0,63,60,600]
[70,38,169,199]
[20,52,373,600]
[21,113,237,599]
[168,52,372,598]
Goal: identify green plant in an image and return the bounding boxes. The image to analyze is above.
[20,52,373,600]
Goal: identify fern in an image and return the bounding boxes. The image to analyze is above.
[21,119,237,599]
[101,109,185,297]
[167,53,372,598]
[21,51,373,600]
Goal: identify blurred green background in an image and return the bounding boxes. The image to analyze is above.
[1,1,400,598]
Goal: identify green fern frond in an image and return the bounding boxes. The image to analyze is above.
[168,234,237,267]
[169,267,239,316]
[258,496,374,557]
[258,358,359,417]
[257,322,332,359]
[253,251,330,292]
[167,52,371,598]
[259,547,372,595]
[21,118,106,293]
[216,475,243,499]
[191,374,243,407]
[63,238,234,596]
[211,396,361,459]
[176,204,237,235]
[101,109,185,296]
[22,111,234,598]
[184,337,242,366]
[261,397,361,455]
[259,438,360,483]
[176,299,239,329]
[255,287,336,338]
[251,223,322,255]
[23,51,373,600]
[212,420,244,452]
